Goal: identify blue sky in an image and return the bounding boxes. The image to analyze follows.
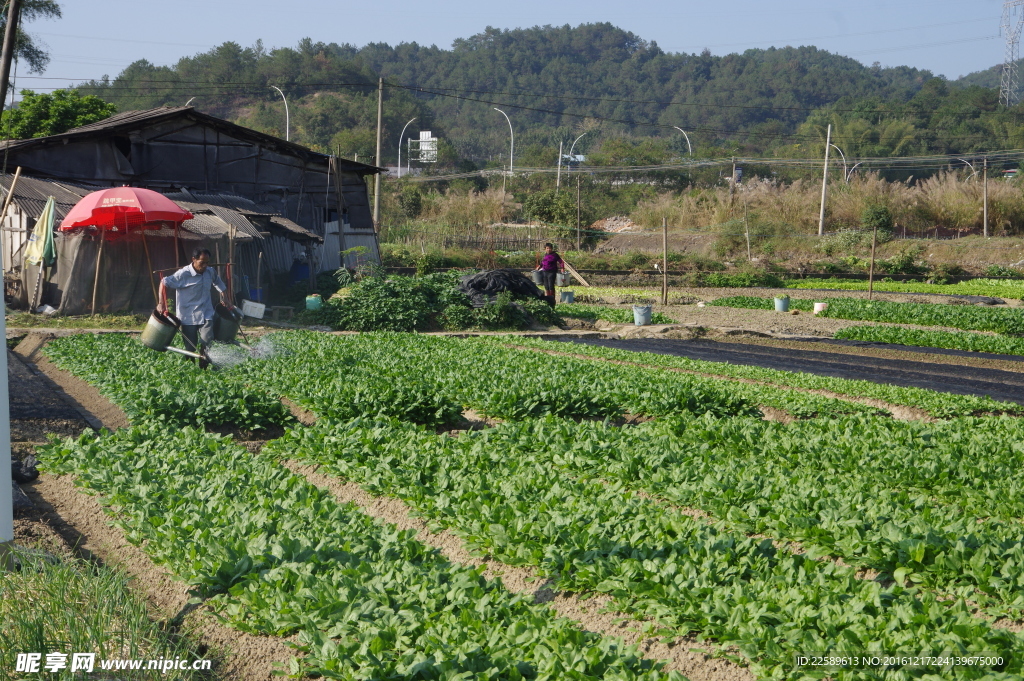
[16,0,1010,91]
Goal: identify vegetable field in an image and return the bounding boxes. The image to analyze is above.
[31,330,1024,680]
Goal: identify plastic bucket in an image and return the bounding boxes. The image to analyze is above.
[531,270,543,285]
[560,291,575,303]
[305,294,322,311]
[633,305,653,326]
[249,287,263,303]
[813,302,829,315]
[213,305,242,343]
[773,297,790,312]
[140,310,180,351]
[555,272,568,287]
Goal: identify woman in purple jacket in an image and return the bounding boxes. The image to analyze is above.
[535,242,565,307]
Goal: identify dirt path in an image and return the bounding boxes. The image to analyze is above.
[283,461,754,681]
[561,337,1024,405]
[714,335,1024,374]
[14,332,129,431]
[574,287,1007,338]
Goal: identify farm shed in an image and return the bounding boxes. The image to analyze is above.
[1,174,324,315]
[0,105,382,279]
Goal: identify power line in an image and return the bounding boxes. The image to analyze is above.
[401,149,1024,183]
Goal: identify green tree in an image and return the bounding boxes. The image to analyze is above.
[1,89,116,139]
[1,0,62,73]
[523,189,578,226]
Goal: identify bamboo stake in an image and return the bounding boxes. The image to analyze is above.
[1,166,22,272]
[90,229,105,315]
[867,220,878,301]
[141,229,157,305]
[0,166,22,221]
[661,216,668,306]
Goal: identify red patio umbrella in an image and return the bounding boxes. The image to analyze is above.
[59,187,194,314]
[60,186,193,231]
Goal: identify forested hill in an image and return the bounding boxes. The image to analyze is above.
[78,23,940,162]
[953,59,1024,90]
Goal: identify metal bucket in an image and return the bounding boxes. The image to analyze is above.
[140,310,181,351]
[773,297,790,312]
[560,290,575,303]
[214,304,242,343]
[632,305,653,326]
[530,270,543,285]
[555,272,568,287]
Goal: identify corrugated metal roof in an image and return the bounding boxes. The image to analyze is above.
[66,107,194,134]
[207,205,261,239]
[0,107,383,175]
[0,174,93,221]
[171,190,281,216]
[180,213,230,237]
[269,215,322,242]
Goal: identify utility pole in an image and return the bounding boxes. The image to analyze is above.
[556,140,563,191]
[0,0,18,566]
[0,0,20,114]
[984,157,990,237]
[728,157,736,204]
[372,77,383,230]
[818,124,832,236]
[867,217,879,300]
[576,176,581,250]
[743,191,751,262]
[661,217,668,306]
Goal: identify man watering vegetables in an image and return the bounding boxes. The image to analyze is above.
[157,248,227,353]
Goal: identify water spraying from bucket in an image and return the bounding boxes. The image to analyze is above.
[204,336,288,370]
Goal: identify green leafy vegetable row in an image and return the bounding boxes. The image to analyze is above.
[231,332,878,423]
[786,277,1024,299]
[44,333,291,430]
[535,414,1024,615]
[38,426,675,681]
[267,417,1024,680]
[835,325,1024,357]
[709,295,1024,335]
[497,336,1022,417]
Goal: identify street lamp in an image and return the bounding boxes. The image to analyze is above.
[829,143,848,182]
[270,85,289,142]
[567,131,589,176]
[493,107,514,196]
[397,117,417,179]
[672,126,692,156]
[958,158,979,181]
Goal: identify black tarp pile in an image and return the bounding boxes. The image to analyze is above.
[458,268,543,308]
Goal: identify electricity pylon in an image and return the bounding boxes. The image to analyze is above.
[1001,0,1024,107]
